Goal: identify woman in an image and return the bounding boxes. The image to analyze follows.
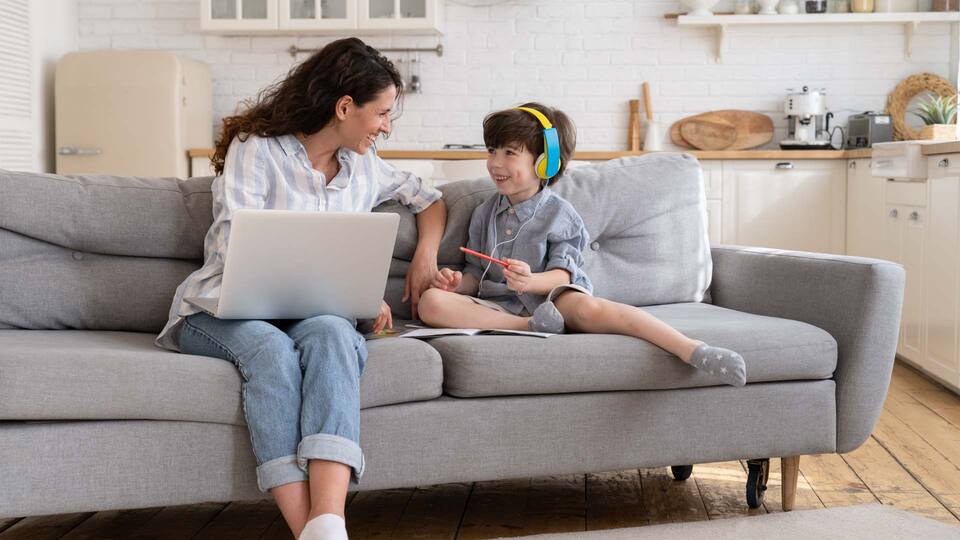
[156,38,446,540]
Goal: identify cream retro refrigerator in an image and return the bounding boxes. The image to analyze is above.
[55,51,212,177]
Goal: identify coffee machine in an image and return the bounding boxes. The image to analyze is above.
[780,86,835,150]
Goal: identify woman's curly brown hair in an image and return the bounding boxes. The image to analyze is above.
[211,37,403,175]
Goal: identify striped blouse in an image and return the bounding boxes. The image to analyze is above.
[155,133,442,351]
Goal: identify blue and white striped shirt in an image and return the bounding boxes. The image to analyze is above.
[156,133,442,351]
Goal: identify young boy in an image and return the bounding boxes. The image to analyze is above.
[417,103,746,386]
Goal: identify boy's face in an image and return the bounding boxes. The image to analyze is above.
[486,143,541,203]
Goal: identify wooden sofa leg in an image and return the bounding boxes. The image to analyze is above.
[781,455,801,511]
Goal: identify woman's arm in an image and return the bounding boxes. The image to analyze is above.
[370,153,446,319]
[405,199,447,319]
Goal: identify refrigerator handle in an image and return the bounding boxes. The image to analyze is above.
[58,147,102,156]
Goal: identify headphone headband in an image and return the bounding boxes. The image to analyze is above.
[513,106,561,180]
[515,106,553,130]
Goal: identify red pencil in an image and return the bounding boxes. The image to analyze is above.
[459,246,510,268]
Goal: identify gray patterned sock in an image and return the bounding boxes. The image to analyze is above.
[528,301,565,334]
[689,343,746,387]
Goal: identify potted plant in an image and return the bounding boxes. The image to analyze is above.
[911,94,957,141]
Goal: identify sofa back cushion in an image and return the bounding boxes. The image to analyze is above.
[0,170,212,331]
[0,153,709,330]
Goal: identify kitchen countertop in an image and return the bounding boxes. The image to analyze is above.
[187,142,960,161]
[188,148,855,160]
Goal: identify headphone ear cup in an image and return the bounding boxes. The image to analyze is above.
[535,153,547,179]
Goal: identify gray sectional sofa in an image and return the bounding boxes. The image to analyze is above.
[0,154,904,519]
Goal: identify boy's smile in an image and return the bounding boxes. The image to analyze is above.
[487,144,542,205]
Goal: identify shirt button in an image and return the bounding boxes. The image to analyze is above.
[506,229,513,236]
[590,241,600,251]
[508,208,515,214]
[72,252,84,261]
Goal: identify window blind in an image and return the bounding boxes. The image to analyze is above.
[0,0,33,171]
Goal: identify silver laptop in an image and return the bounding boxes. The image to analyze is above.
[186,209,400,320]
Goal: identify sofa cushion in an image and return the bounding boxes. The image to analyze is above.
[0,229,198,332]
[0,330,443,423]
[430,303,837,398]
[0,169,213,259]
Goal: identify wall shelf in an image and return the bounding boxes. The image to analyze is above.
[673,12,960,62]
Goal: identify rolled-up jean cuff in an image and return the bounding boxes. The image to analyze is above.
[256,455,308,492]
[297,433,366,482]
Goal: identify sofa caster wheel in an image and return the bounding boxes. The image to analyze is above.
[670,465,693,481]
[745,458,770,509]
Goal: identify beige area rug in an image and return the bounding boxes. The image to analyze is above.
[495,505,959,540]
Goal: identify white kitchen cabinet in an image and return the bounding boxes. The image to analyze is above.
[201,0,278,32]
[202,0,440,33]
[721,160,846,254]
[279,0,357,30]
[845,159,886,260]
[922,154,960,389]
[359,0,439,31]
[883,180,927,362]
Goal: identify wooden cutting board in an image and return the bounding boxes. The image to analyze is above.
[671,110,774,150]
[679,118,737,150]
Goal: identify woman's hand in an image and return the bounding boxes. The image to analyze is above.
[431,268,462,292]
[403,251,439,320]
[503,259,533,294]
[372,300,393,335]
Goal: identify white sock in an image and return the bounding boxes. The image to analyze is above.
[298,513,348,540]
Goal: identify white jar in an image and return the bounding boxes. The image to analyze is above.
[779,0,801,13]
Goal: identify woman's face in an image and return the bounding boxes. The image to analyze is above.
[340,85,397,154]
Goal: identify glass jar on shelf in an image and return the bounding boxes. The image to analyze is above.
[735,0,755,14]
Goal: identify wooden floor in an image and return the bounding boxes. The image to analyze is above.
[3,361,960,539]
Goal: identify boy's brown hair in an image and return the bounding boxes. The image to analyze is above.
[482,102,577,185]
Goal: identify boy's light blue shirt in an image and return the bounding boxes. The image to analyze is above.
[463,186,593,316]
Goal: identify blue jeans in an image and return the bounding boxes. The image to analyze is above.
[179,313,368,492]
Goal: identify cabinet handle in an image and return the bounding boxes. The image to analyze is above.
[58,146,102,156]
[775,162,794,170]
[909,211,920,221]
[940,158,950,168]
[849,161,856,169]
[889,209,899,218]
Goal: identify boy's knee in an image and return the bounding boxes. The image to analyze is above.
[418,288,446,323]
[572,296,603,322]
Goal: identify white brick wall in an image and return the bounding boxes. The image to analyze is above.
[78,0,955,150]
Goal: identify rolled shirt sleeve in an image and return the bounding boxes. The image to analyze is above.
[544,217,593,294]
[372,153,442,214]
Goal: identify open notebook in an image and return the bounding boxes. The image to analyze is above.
[364,324,554,340]
[399,326,554,339]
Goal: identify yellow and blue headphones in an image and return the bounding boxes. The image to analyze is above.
[514,106,561,181]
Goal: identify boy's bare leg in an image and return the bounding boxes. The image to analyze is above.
[553,291,746,386]
[418,288,529,330]
[553,291,699,361]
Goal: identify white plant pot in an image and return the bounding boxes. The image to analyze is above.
[683,0,721,16]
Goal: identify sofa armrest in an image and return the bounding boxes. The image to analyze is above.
[708,245,905,453]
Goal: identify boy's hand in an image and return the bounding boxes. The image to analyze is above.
[503,259,532,294]
[372,300,393,335]
[430,268,462,292]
